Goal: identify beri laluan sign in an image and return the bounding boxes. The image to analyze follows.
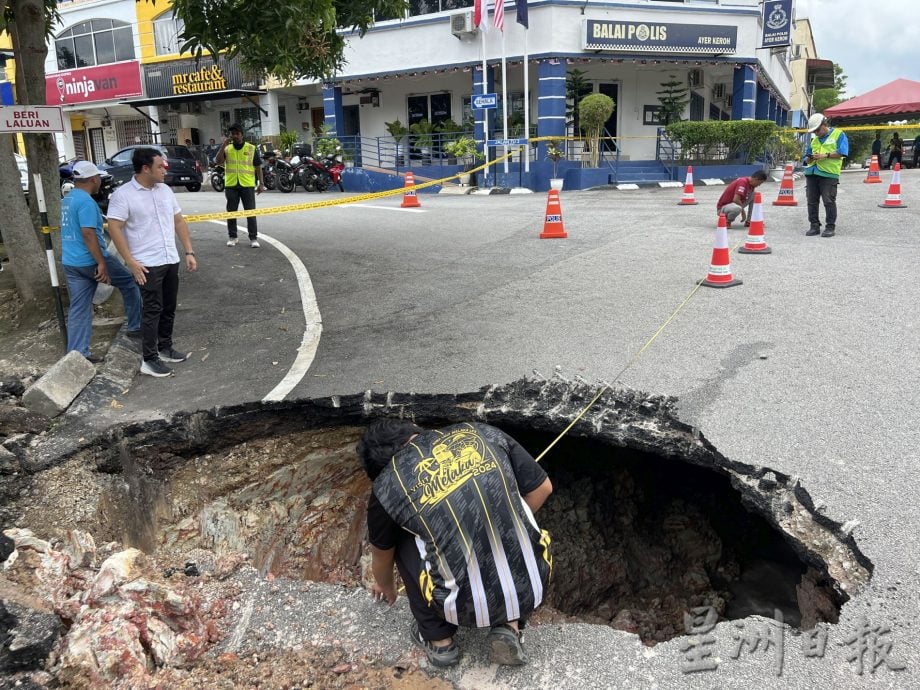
[0,105,65,133]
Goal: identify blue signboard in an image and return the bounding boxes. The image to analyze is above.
[472,93,498,110]
[761,0,793,48]
[0,81,13,106]
[583,19,737,54]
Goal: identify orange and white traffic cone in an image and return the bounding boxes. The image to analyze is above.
[772,164,798,206]
[738,192,771,254]
[864,155,883,184]
[540,189,567,239]
[700,214,742,288]
[678,166,698,205]
[400,171,421,208]
[878,163,908,208]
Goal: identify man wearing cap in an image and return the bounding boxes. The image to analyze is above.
[803,113,848,238]
[61,161,142,363]
[215,123,264,248]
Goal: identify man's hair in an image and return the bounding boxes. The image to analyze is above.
[132,147,162,173]
[229,123,243,134]
[751,170,768,182]
[356,418,423,480]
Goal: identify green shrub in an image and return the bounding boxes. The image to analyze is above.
[579,93,615,168]
[665,120,777,163]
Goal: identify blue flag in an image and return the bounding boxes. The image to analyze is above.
[516,0,528,28]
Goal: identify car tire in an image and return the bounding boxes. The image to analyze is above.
[186,183,202,192]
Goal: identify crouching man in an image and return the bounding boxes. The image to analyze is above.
[357,419,553,667]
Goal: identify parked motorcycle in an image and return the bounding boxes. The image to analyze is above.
[209,164,225,193]
[59,160,115,212]
[261,150,281,190]
[322,148,346,192]
[294,154,332,193]
[274,156,297,193]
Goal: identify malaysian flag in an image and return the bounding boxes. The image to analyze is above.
[494,0,504,32]
[474,0,489,32]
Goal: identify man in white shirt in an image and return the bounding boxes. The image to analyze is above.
[107,148,198,377]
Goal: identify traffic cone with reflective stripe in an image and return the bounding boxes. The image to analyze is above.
[400,171,421,208]
[772,164,798,206]
[738,192,771,254]
[864,155,882,184]
[540,189,567,239]
[878,163,907,208]
[701,214,742,288]
[678,166,698,205]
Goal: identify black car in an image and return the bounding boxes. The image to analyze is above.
[59,159,116,212]
[99,145,203,191]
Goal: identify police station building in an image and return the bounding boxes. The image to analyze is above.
[304,0,793,188]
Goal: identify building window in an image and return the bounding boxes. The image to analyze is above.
[153,10,185,56]
[233,106,262,141]
[55,19,134,70]
[407,0,472,17]
[407,92,452,126]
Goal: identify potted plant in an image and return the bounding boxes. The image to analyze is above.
[546,140,565,190]
[314,122,342,159]
[436,119,463,161]
[409,118,435,164]
[444,135,483,186]
[385,118,408,166]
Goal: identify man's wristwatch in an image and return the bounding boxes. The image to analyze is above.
[186,252,195,256]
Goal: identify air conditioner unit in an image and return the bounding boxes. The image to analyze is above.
[688,69,703,88]
[451,10,477,38]
[712,83,726,100]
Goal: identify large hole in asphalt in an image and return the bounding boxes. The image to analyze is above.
[18,379,872,646]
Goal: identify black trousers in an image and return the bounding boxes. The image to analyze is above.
[805,174,838,231]
[139,263,179,361]
[225,185,257,239]
[395,532,458,642]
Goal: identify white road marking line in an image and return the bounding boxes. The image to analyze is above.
[342,204,427,213]
[209,221,322,401]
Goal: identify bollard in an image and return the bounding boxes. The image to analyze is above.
[34,173,68,350]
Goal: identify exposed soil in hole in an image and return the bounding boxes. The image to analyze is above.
[10,423,854,646]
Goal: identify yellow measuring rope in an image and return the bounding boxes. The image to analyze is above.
[534,237,746,463]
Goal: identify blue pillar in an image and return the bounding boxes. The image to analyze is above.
[780,108,788,127]
[755,85,770,121]
[768,95,777,124]
[537,58,567,160]
[323,83,344,137]
[472,65,496,156]
[732,65,756,120]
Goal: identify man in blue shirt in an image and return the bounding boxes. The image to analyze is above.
[61,161,142,362]
[802,113,848,238]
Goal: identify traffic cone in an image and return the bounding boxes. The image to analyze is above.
[738,192,771,254]
[678,166,698,205]
[700,214,742,288]
[864,155,882,184]
[540,189,567,239]
[400,171,421,208]
[772,164,798,206]
[878,163,907,208]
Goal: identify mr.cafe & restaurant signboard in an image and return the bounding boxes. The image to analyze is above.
[143,55,259,99]
[45,61,143,105]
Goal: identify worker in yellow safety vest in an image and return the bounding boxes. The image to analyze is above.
[802,112,848,238]
[216,123,265,248]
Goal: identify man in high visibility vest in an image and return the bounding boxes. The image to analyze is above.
[216,123,265,248]
[803,113,848,238]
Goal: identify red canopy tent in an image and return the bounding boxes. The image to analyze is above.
[825,79,920,124]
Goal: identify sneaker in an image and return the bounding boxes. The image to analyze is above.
[140,358,173,377]
[250,239,260,248]
[158,347,188,363]
[410,623,460,668]
[227,238,238,247]
[805,227,821,236]
[821,229,836,237]
[488,624,527,666]
[86,353,104,364]
[126,330,142,340]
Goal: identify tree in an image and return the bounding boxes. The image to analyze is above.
[579,93,615,168]
[170,0,409,82]
[565,68,592,136]
[656,75,690,125]
[813,63,847,113]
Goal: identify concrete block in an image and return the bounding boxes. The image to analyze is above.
[21,352,96,418]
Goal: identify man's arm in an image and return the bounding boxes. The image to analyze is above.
[81,227,109,283]
[106,218,148,286]
[370,545,397,605]
[523,477,553,514]
[214,139,229,165]
[253,150,264,193]
[173,213,197,272]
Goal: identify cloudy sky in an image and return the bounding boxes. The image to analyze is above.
[794,0,919,97]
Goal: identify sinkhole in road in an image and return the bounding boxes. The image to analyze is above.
[78,381,871,646]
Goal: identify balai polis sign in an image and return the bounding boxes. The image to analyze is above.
[583,19,737,54]
[143,55,259,100]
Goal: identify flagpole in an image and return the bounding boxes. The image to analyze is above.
[501,30,509,175]
[523,23,530,174]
